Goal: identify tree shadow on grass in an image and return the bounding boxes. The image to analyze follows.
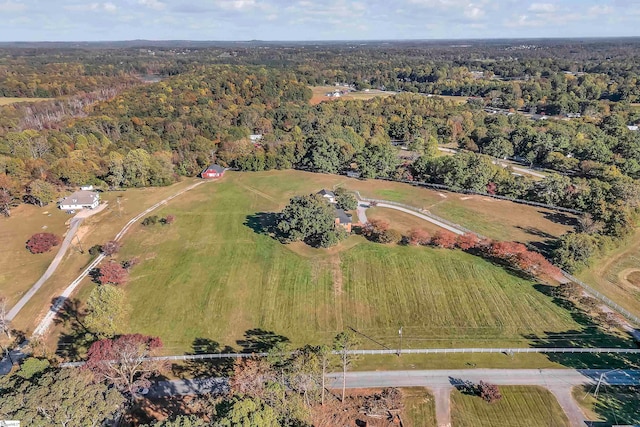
[53,297,97,361]
[523,284,640,369]
[244,212,280,236]
[581,385,640,426]
[539,210,579,227]
[237,328,290,353]
[171,338,236,379]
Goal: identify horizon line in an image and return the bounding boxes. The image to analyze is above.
[0,35,639,44]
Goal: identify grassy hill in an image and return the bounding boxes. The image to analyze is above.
[113,171,580,353]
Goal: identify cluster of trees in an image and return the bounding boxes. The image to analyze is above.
[277,193,347,248]
[0,329,362,427]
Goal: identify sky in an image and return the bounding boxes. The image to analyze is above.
[0,0,639,41]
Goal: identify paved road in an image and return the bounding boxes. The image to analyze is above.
[148,369,640,427]
[6,204,107,321]
[436,146,547,179]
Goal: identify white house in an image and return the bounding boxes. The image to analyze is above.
[249,134,263,142]
[628,125,639,131]
[59,190,100,211]
[317,189,336,204]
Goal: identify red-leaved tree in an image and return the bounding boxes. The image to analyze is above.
[26,232,61,254]
[478,381,502,403]
[85,334,166,398]
[362,219,389,241]
[98,262,129,285]
[164,215,175,225]
[488,241,528,261]
[456,233,480,250]
[515,250,561,277]
[408,228,431,246]
[101,240,121,257]
[431,230,458,249]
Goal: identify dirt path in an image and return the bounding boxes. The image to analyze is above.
[330,254,343,295]
[548,386,587,427]
[432,386,452,427]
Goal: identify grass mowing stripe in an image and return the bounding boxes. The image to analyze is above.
[114,173,582,353]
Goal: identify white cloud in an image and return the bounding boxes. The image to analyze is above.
[139,0,166,11]
[216,0,258,11]
[528,3,557,13]
[0,1,26,12]
[64,2,118,13]
[464,5,485,20]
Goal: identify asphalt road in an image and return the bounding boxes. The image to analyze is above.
[149,369,640,427]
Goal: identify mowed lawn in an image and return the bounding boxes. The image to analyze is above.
[119,171,579,352]
[451,386,569,427]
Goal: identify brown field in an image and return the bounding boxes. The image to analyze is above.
[429,94,469,104]
[366,207,444,235]
[0,97,52,105]
[309,86,395,105]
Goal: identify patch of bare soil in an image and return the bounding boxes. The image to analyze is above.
[312,388,404,427]
[331,254,343,295]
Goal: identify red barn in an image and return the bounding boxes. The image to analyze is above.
[201,164,226,179]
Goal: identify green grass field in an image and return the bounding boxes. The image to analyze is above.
[403,388,437,427]
[572,385,640,425]
[113,171,581,354]
[451,386,569,427]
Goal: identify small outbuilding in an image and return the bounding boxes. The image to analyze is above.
[59,190,100,211]
[201,164,226,179]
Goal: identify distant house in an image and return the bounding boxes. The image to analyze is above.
[201,164,226,179]
[628,125,639,131]
[566,112,581,118]
[59,190,100,211]
[334,207,353,233]
[80,184,94,191]
[317,189,336,204]
[346,170,361,179]
[249,134,263,142]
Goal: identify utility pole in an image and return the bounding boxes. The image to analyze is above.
[397,326,403,357]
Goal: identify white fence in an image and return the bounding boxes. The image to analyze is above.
[59,347,640,368]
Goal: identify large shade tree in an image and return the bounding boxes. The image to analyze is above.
[277,194,346,248]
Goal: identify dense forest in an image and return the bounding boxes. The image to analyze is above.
[2,40,640,269]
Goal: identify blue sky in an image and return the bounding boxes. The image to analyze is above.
[0,0,638,41]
